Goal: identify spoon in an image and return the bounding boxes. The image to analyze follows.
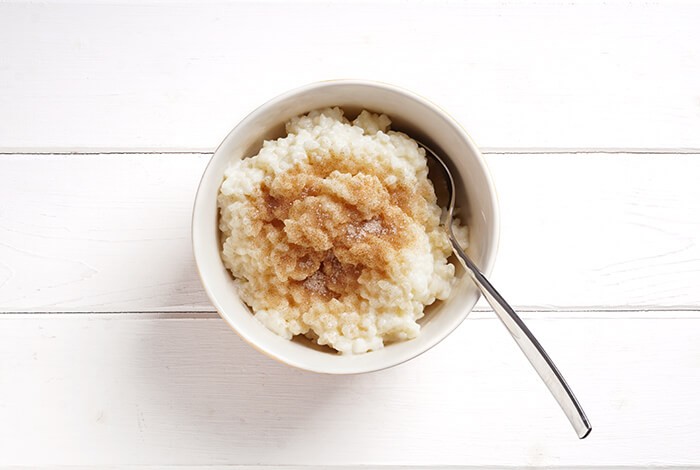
[421,141,592,439]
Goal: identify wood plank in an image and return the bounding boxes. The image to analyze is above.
[1,1,699,151]
[0,154,210,311]
[2,152,700,312]
[0,313,698,466]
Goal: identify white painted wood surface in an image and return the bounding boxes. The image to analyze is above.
[2,312,700,467]
[3,0,700,468]
[1,1,700,152]
[2,152,700,312]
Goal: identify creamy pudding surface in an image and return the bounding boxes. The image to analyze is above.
[218,108,467,354]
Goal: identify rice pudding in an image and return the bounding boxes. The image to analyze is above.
[218,108,467,354]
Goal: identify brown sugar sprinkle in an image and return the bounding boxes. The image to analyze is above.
[302,270,328,296]
[248,149,433,304]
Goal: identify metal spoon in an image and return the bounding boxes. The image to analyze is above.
[422,142,592,439]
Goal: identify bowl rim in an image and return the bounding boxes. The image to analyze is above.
[192,79,500,374]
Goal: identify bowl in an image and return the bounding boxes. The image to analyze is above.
[192,80,499,374]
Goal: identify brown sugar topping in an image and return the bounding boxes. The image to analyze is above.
[248,149,433,305]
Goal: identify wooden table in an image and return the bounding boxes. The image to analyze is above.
[2,1,699,468]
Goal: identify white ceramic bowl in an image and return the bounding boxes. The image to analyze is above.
[192,80,499,374]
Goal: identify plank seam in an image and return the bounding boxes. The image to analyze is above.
[2,311,700,321]
[2,149,700,156]
[4,307,700,314]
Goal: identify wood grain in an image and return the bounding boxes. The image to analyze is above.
[1,1,699,151]
[1,313,698,466]
[2,153,699,312]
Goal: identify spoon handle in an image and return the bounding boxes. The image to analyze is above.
[450,238,592,439]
